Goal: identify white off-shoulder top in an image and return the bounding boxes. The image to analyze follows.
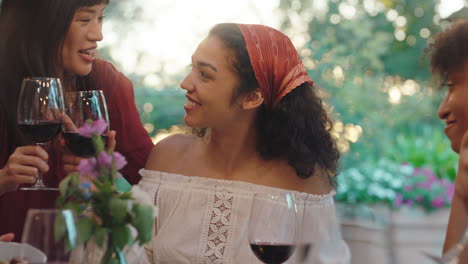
[134,169,350,264]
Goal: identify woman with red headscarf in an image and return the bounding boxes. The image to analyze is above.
[131,23,350,263]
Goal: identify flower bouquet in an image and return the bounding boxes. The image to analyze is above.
[56,119,154,264]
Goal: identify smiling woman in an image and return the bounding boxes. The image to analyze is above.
[0,0,153,242]
[62,4,106,76]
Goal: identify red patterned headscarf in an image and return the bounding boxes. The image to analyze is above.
[237,24,313,109]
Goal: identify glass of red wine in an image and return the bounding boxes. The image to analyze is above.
[21,209,79,263]
[296,201,314,264]
[62,90,109,158]
[17,77,65,190]
[249,193,298,264]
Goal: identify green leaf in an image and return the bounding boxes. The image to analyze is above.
[131,204,153,244]
[58,173,78,197]
[109,198,128,224]
[77,217,95,244]
[112,225,131,250]
[94,227,107,248]
[63,202,82,215]
[92,134,105,154]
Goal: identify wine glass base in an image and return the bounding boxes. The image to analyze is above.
[19,186,59,191]
[19,177,58,191]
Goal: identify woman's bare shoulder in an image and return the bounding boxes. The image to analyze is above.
[145,133,197,171]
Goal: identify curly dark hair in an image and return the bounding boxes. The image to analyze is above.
[428,20,468,85]
[208,23,339,186]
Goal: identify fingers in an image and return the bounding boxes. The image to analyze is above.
[10,175,37,185]
[63,153,85,175]
[63,153,84,165]
[17,145,48,161]
[0,233,14,242]
[8,146,49,173]
[60,113,78,132]
[107,130,116,152]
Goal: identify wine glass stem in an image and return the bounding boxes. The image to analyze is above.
[31,143,47,188]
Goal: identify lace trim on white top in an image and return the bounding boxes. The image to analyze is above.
[198,191,238,264]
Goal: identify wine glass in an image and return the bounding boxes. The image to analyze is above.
[21,209,79,263]
[17,77,65,190]
[295,200,313,264]
[62,90,109,158]
[248,193,298,264]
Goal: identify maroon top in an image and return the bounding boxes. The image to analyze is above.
[0,59,154,241]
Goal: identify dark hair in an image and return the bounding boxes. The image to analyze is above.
[0,0,109,154]
[428,20,468,85]
[208,23,339,186]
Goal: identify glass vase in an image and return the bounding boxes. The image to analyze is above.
[100,234,127,264]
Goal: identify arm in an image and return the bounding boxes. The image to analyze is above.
[444,194,468,252]
[444,131,468,253]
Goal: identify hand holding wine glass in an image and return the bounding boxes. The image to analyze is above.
[62,90,109,158]
[16,77,64,190]
[249,193,298,264]
[0,145,50,195]
[61,90,115,176]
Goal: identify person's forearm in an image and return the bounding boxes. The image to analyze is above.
[444,193,468,252]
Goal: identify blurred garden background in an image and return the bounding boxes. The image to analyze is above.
[100,0,467,214]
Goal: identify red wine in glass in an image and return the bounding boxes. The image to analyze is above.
[62,132,108,157]
[63,90,109,157]
[18,121,62,143]
[249,242,295,264]
[248,193,298,264]
[17,77,65,190]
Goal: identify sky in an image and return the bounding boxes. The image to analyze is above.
[101,0,466,85]
[102,0,280,78]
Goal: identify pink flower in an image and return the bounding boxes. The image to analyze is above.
[413,168,421,175]
[404,185,413,192]
[78,118,108,138]
[422,168,438,183]
[78,158,99,179]
[395,194,403,207]
[416,195,423,202]
[405,199,414,206]
[417,181,432,190]
[440,179,451,187]
[113,152,127,170]
[97,151,113,169]
[431,196,445,208]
